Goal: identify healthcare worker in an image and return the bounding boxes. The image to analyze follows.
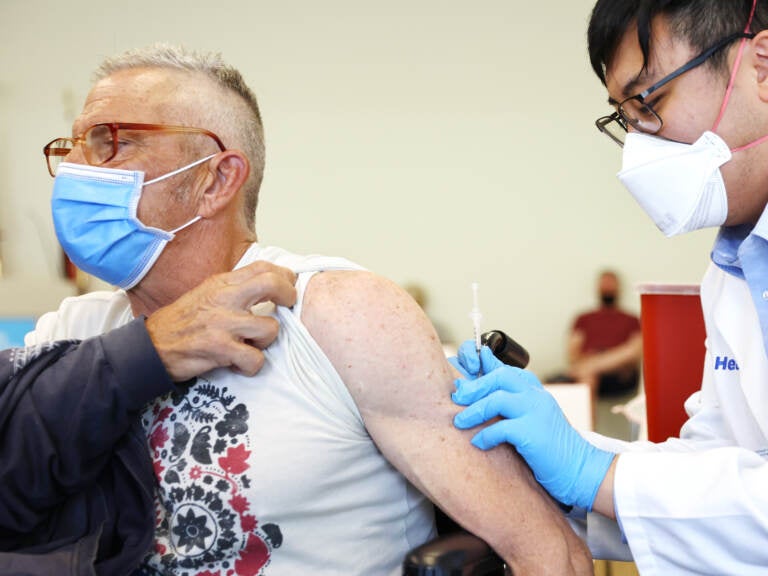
[451,0,768,574]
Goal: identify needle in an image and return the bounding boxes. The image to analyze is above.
[470,282,483,375]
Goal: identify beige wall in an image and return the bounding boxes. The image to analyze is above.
[0,0,716,374]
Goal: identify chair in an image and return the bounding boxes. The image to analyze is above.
[402,531,507,575]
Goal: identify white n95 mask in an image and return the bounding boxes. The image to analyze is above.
[617,131,731,237]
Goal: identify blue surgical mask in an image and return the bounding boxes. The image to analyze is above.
[51,155,214,289]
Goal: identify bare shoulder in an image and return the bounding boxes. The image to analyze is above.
[302,269,411,330]
[301,269,451,413]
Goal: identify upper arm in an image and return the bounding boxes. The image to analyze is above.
[301,270,588,569]
[302,270,451,427]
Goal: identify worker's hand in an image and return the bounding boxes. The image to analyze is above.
[146,261,297,381]
[452,341,615,511]
[447,339,488,378]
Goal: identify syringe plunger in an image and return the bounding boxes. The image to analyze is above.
[470,282,482,352]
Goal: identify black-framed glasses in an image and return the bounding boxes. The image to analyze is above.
[43,122,227,177]
[595,31,755,147]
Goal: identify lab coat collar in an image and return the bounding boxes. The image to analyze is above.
[711,206,768,361]
[711,224,751,279]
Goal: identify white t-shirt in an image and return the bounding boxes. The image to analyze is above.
[28,244,435,576]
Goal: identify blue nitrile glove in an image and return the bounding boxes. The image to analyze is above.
[452,345,615,511]
[447,338,489,379]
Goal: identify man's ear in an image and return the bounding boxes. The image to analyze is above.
[196,150,250,218]
[752,30,768,102]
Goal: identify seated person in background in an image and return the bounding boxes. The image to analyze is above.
[31,43,591,575]
[548,270,642,438]
[555,270,642,397]
[569,270,642,396]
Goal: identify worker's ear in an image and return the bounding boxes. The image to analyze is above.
[751,31,768,103]
[196,150,250,218]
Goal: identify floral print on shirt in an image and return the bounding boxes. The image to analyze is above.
[139,378,282,576]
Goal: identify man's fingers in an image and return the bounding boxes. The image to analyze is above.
[236,315,281,348]
[195,311,281,350]
[244,270,297,308]
[220,268,298,310]
[148,262,297,381]
[209,315,283,376]
[147,302,282,380]
[224,260,297,287]
[225,344,267,377]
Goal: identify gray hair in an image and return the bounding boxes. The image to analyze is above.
[95,43,265,231]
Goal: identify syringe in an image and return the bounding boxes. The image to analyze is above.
[470,282,482,373]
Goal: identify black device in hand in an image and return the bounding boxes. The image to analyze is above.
[480,330,529,369]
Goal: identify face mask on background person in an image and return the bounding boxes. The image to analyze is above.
[600,292,617,307]
[617,130,731,237]
[51,154,214,290]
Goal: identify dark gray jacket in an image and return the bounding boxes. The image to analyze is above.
[0,319,176,575]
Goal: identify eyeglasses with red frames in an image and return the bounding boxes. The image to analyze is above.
[43,122,226,177]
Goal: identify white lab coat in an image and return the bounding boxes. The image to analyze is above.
[586,262,768,575]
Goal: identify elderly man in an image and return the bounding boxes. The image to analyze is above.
[32,45,590,575]
[0,262,297,576]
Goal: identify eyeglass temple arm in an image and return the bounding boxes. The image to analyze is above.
[638,32,756,100]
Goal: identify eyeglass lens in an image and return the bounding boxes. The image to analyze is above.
[86,124,118,164]
[45,138,74,176]
[597,100,662,147]
[619,99,662,134]
[45,124,118,176]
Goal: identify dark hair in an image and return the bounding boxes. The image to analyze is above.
[588,0,768,86]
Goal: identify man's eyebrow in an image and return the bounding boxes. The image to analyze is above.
[606,68,656,106]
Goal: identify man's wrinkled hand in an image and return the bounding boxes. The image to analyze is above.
[145,261,297,381]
